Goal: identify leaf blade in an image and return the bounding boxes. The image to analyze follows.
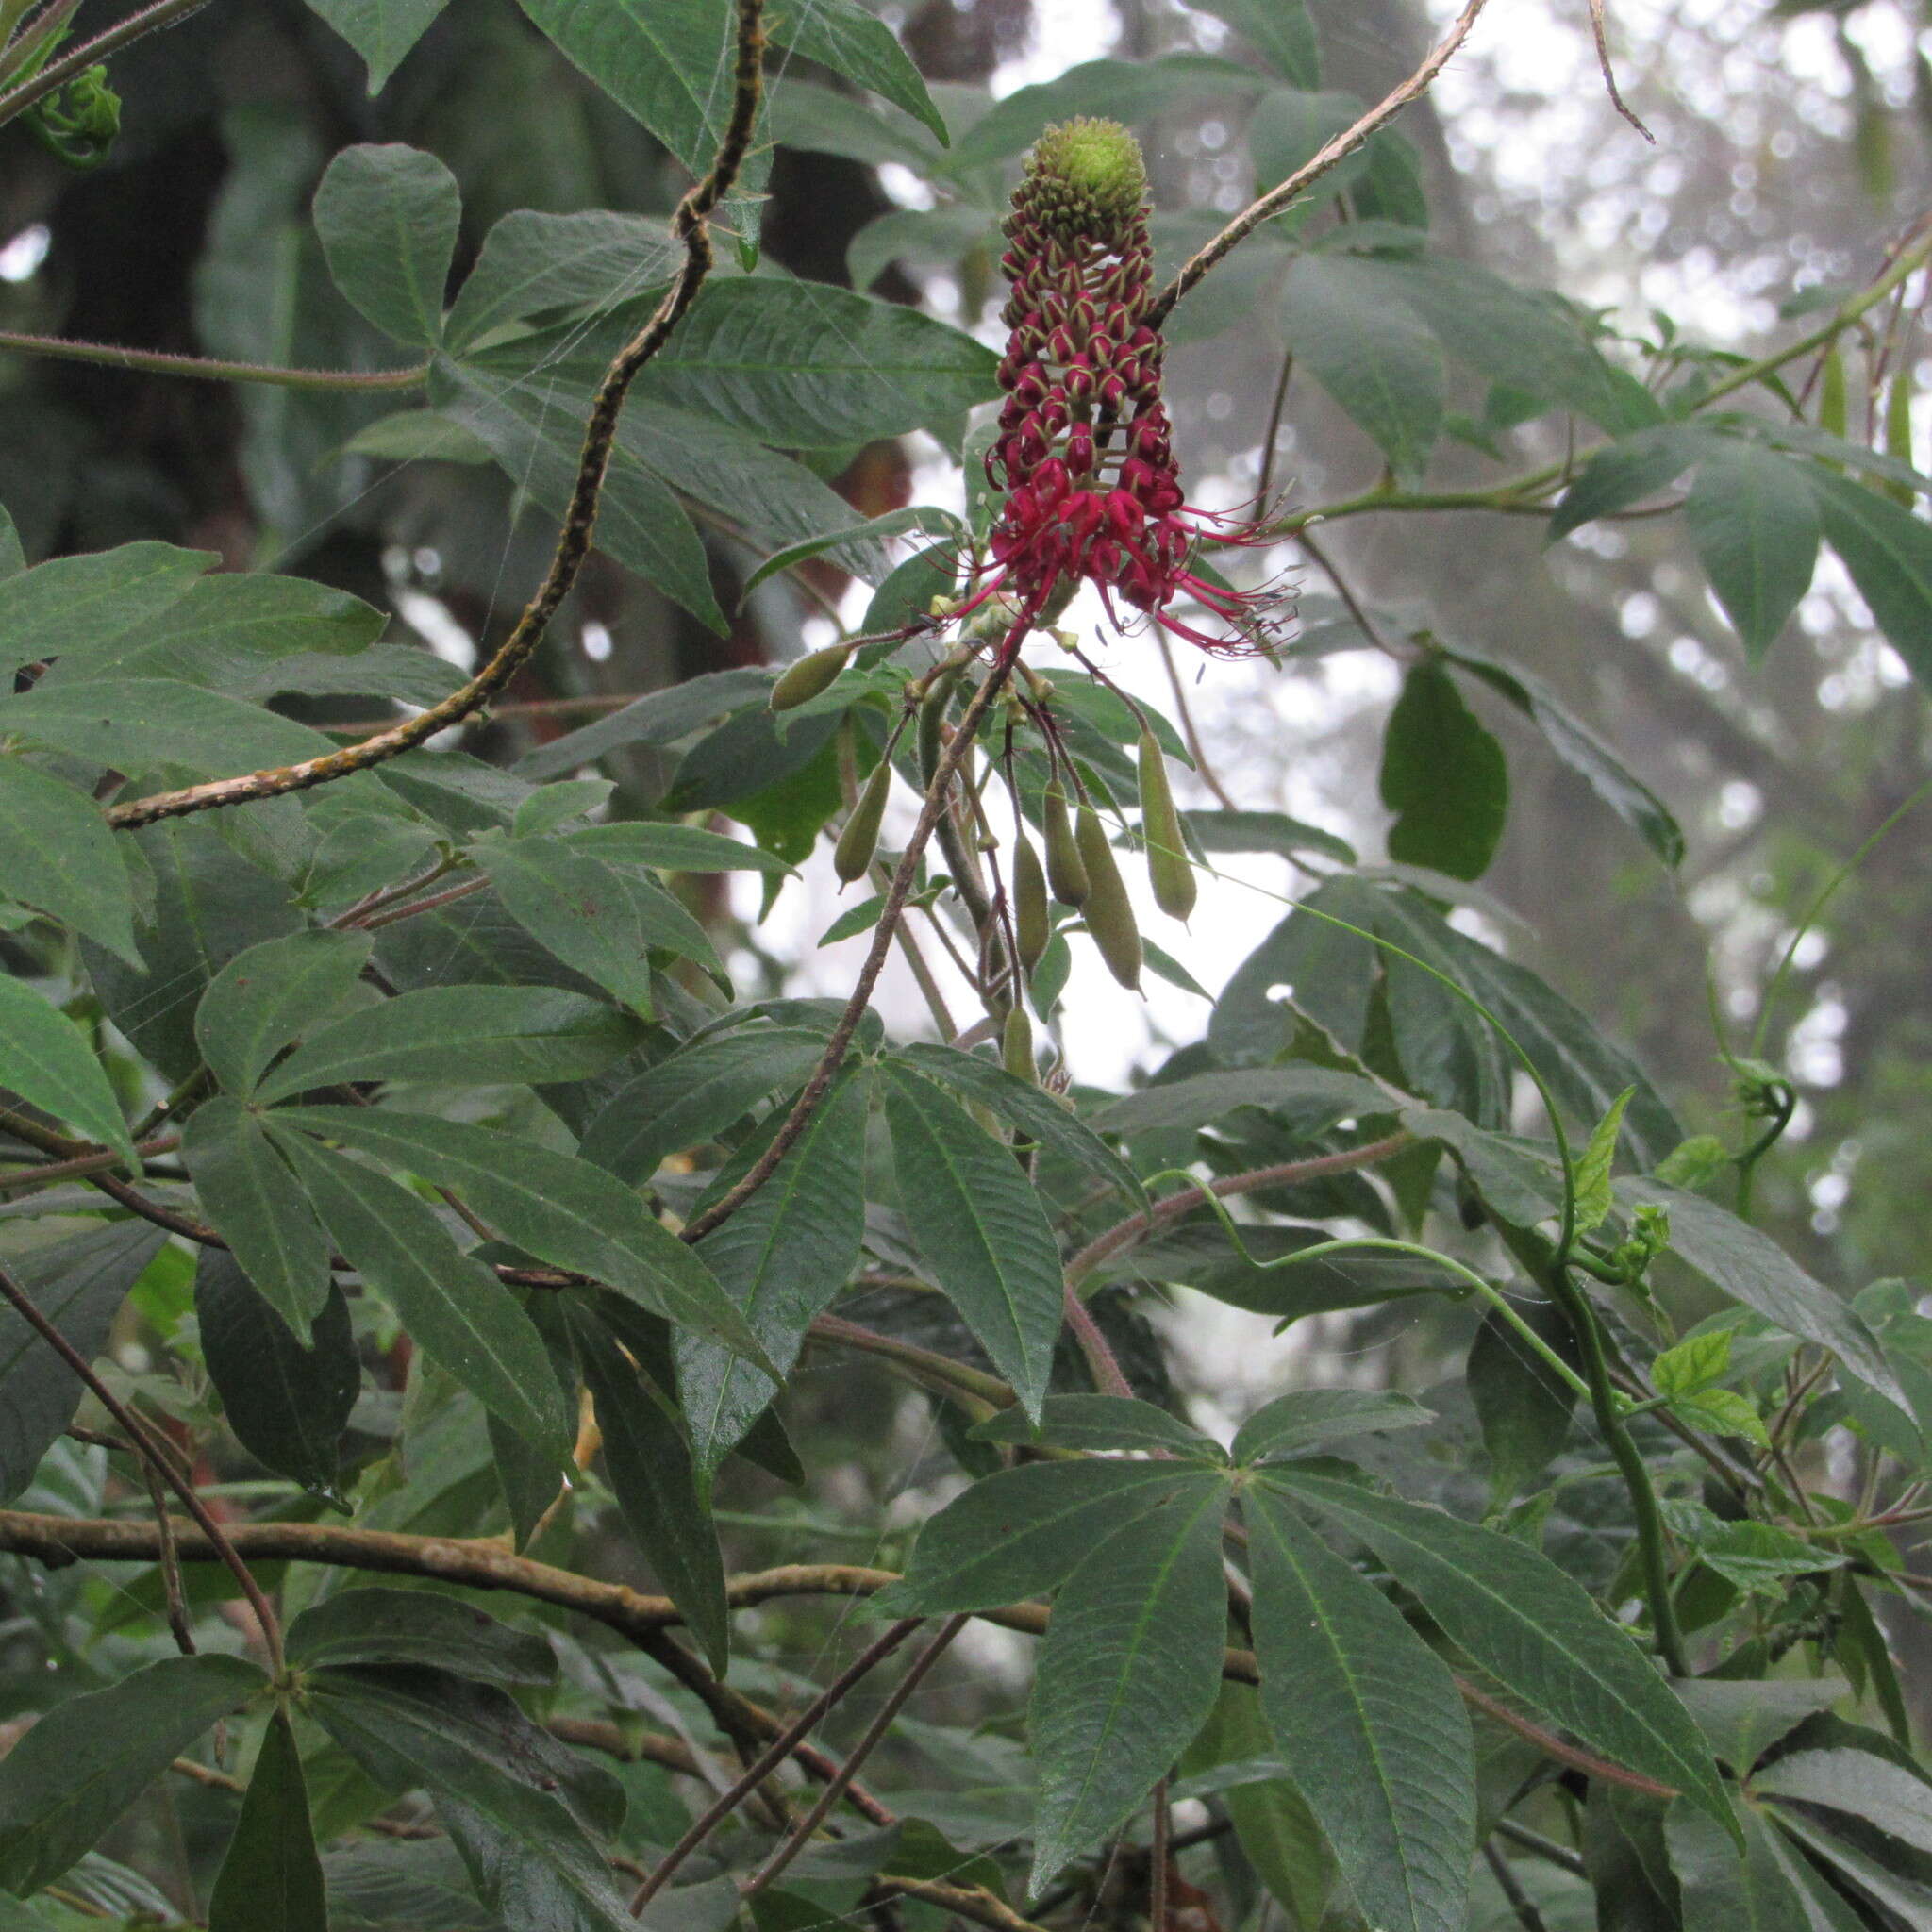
[272,1127,575,1460]
[1245,1480,1475,1932]
[881,1063,1066,1421]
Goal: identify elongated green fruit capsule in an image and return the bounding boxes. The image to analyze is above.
[1002,1004,1037,1084]
[1012,828,1050,973]
[1884,375,1915,508]
[1136,728,1195,922]
[917,667,960,788]
[770,641,852,711]
[1075,804,1141,991]
[1042,782,1089,907]
[1819,347,1848,445]
[834,758,892,883]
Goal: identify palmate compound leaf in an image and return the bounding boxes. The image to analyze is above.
[1028,1474,1232,1891]
[1684,441,1821,659]
[1260,1469,1734,1834]
[894,1041,1149,1210]
[0,1654,266,1896]
[303,0,449,92]
[579,1024,829,1183]
[0,758,141,964]
[271,1105,770,1369]
[1230,1388,1436,1465]
[1666,1800,1820,1932]
[1379,659,1510,882]
[442,208,680,353]
[1616,1179,1905,1411]
[269,1126,575,1462]
[0,540,212,677]
[675,1065,870,1481]
[874,1459,1219,1615]
[286,1586,557,1687]
[880,1062,1066,1422]
[311,143,461,347]
[1243,1480,1476,1932]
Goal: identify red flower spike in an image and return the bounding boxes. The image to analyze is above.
[962,118,1286,665]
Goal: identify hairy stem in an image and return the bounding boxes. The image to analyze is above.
[1148,0,1491,327]
[0,328,425,390]
[104,0,767,830]
[0,0,213,126]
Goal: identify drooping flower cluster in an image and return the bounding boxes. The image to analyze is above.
[963,118,1282,660]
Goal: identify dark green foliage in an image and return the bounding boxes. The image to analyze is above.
[0,8,1923,1932]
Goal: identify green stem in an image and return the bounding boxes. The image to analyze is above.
[1699,230,1932,409]
[0,327,427,391]
[0,0,214,126]
[1501,1224,1689,1675]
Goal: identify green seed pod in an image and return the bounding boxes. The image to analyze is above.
[834,758,892,884]
[1042,782,1089,907]
[1819,347,1848,445]
[1012,828,1050,974]
[1137,728,1195,922]
[770,641,852,712]
[1002,1004,1037,1084]
[917,667,961,788]
[1884,375,1915,508]
[1075,805,1141,991]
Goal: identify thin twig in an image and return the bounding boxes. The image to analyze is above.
[1253,347,1296,528]
[142,1458,197,1657]
[1586,0,1655,142]
[1295,527,1404,662]
[1148,0,1491,328]
[1152,630,1241,813]
[1150,1780,1172,1932]
[628,1620,924,1914]
[1494,1820,1587,1878]
[104,0,768,831]
[0,1266,284,1674]
[1064,1133,1412,1284]
[1484,1840,1553,1932]
[1062,1281,1135,1398]
[741,1616,969,1900]
[680,630,1033,1245]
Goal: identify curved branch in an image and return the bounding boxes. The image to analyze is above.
[0,0,213,128]
[1064,1132,1412,1286]
[104,0,768,831]
[0,1510,1679,1799]
[1146,0,1491,329]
